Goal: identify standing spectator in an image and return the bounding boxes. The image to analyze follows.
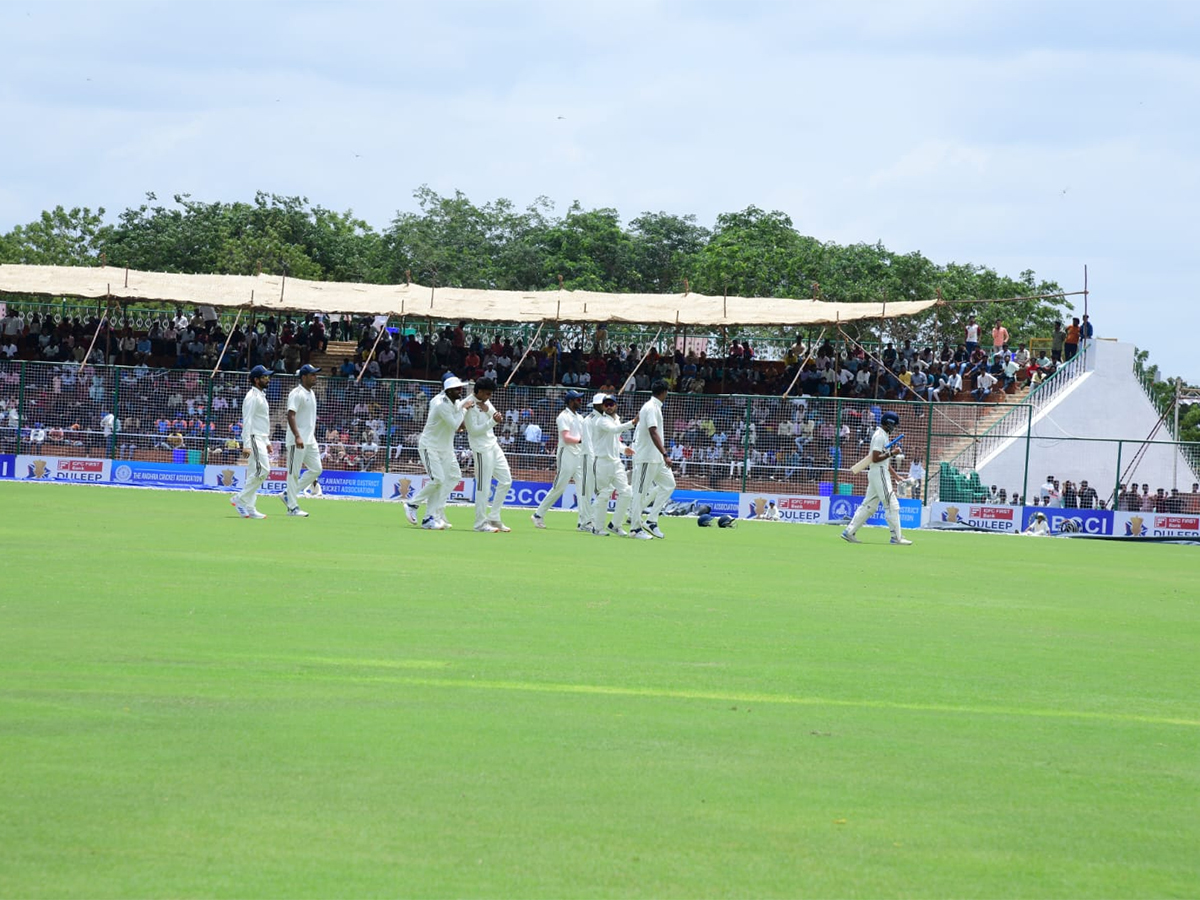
[531,391,587,530]
[1081,314,1094,343]
[1139,484,1156,512]
[1077,480,1098,510]
[628,380,677,540]
[991,320,1010,355]
[964,317,980,355]
[1051,322,1065,362]
[403,376,468,530]
[1064,318,1081,360]
[282,364,323,517]
[231,366,273,519]
[462,377,513,533]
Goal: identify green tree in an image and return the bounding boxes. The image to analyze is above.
[0,206,109,265]
[626,212,709,294]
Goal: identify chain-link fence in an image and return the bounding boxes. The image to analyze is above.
[2,359,1197,507]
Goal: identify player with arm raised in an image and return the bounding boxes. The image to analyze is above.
[282,364,322,517]
[462,377,512,533]
[629,380,676,540]
[589,393,637,537]
[840,410,911,545]
[404,376,467,530]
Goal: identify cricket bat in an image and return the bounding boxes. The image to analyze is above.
[850,433,904,474]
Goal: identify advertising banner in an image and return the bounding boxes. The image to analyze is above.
[931,502,1021,533]
[111,461,206,488]
[827,494,923,530]
[1022,507,1115,536]
[203,464,287,494]
[740,492,827,524]
[1112,510,1200,538]
[317,470,384,500]
[672,490,740,518]
[382,473,475,504]
[502,480,572,509]
[15,455,111,483]
[0,453,14,479]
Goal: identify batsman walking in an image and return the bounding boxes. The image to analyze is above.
[840,410,912,545]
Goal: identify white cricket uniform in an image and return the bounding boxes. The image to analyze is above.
[844,426,903,539]
[284,384,322,511]
[234,386,272,509]
[629,396,676,531]
[589,413,636,532]
[534,406,585,519]
[410,392,466,522]
[465,398,512,529]
[575,411,600,527]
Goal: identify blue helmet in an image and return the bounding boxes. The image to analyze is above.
[717,515,737,528]
[697,514,716,527]
[881,411,900,429]
[249,365,272,379]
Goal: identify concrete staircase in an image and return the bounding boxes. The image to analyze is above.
[308,340,357,374]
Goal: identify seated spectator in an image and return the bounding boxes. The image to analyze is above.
[972,370,998,401]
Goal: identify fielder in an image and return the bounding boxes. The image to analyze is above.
[404,376,467,530]
[282,363,322,517]
[575,391,598,532]
[531,390,586,529]
[628,380,676,540]
[589,393,637,537]
[462,377,512,533]
[840,410,911,545]
[231,365,273,519]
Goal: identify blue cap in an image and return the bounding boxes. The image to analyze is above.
[250,365,272,378]
[298,364,321,375]
[564,390,584,401]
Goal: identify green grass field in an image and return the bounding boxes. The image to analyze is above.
[1,481,1197,899]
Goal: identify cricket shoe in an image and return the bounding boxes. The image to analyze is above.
[646,522,665,539]
[606,523,629,537]
[421,516,445,530]
[840,530,861,544]
[531,514,546,529]
[230,497,250,518]
[630,528,653,540]
[302,483,323,498]
[475,523,499,533]
[438,518,453,530]
[890,537,913,545]
[403,503,419,526]
[577,523,591,533]
[246,508,267,519]
[489,521,511,533]
[287,508,309,517]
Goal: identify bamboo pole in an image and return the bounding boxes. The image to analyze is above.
[211,308,244,376]
[503,321,545,389]
[781,327,826,399]
[80,292,109,366]
[357,316,389,384]
[618,327,663,395]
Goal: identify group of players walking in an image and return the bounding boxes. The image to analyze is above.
[230,366,678,539]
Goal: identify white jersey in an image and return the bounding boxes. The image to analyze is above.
[464,399,500,452]
[419,392,465,451]
[555,408,584,457]
[633,396,664,462]
[580,411,600,457]
[592,414,635,461]
[241,386,270,442]
[286,385,317,446]
[868,427,890,471]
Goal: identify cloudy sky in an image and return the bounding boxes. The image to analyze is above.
[3,0,1198,381]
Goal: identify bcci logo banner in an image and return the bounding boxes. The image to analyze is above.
[383,474,476,503]
[203,465,243,490]
[934,503,1019,533]
[1116,512,1200,538]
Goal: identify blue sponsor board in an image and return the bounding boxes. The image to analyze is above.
[671,489,740,518]
[505,480,568,509]
[111,461,206,488]
[1022,507,1113,536]
[320,470,384,499]
[827,495,923,529]
[0,453,14,479]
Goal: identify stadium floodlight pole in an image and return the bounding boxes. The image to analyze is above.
[356,316,390,384]
[211,309,243,377]
[503,321,545,389]
[619,327,663,395]
[781,327,826,399]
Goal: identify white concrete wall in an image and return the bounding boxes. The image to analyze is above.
[973,340,1197,501]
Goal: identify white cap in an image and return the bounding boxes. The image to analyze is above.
[443,376,465,391]
[592,392,609,406]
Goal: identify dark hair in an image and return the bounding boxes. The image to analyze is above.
[474,377,496,393]
[651,379,669,396]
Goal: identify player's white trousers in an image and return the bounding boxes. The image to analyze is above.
[591,457,632,532]
[629,458,676,530]
[575,453,595,527]
[412,442,461,521]
[845,467,902,538]
[284,442,322,510]
[534,450,582,519]
[472,445,512,528]
[234,436,271,508]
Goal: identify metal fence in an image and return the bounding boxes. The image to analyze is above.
[1,359,1196,507]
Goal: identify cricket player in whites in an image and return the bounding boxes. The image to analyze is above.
[404,376,467,530]
[283,363,322,517]
[590,393,637,536]
[231,365,273,519]
[840,410,912,545]
[629,379,676,540]
[531,390,586,529]
[462,377,512,533]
